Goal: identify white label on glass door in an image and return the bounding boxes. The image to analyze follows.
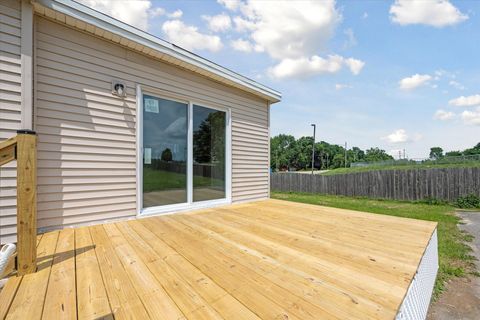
[144,98,159,113]
[144,148,152,164]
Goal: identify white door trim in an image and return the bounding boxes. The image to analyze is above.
[135,85,232,217]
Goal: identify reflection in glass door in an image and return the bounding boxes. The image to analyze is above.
[193,105,226,202]
[142,95,188,208]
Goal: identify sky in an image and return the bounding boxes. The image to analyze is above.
[78,0,480,158]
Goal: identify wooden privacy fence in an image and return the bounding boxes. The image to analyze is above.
[271,167,480,202]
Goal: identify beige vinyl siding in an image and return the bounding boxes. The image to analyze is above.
[35,17,269,231]
[0,0,22,243]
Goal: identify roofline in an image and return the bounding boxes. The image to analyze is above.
[34,0,282,103]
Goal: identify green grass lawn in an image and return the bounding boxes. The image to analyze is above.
[272,191,478,298]
[321,162,480,176]
[143,167,223,192]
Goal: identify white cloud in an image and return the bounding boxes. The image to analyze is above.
[335,84,352,90]
[162,20,223,52]
[362,12,368,19]
[449,80,465,90]
[233,16,256,32]
[217,0,241,11]
[390,0,468,27]
[150,8,182,19]
[448,94,480,107]
[219,0,365,80]
[241,1,341,60]
[399,74,432,90]
[77,0,152,30]
[168,9,183,19]
[150,7,165,18]
[230,38,253,52]
[269,55,363,80]
[382,129,421,144]
[461,108,480,126]
[434,109,455,120]
[344,58,365,75]
[383,129,409,143]
[202,13,232,32]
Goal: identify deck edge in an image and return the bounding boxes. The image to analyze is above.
[395,228,439,320]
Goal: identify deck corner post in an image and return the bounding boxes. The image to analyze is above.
[16,129,37,275]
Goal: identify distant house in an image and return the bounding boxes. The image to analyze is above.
[0,0,281,243]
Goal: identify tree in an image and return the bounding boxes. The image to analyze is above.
[161,148,173,162]
[293,136,314,169]
[332,153,345,168]
[270,134,296,170]
[463,143,480,155]
[443,143,480,158]
[270,135,395,170]
[364,148,393,162]
[193,112,226,164]
[351,146,365,162]
[445,150,462,157]
[429,147,444,160]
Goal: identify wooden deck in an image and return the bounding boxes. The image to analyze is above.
[0,199,437,320]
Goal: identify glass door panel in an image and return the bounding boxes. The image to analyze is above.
[192,105,226,202]
[143,95,188,208]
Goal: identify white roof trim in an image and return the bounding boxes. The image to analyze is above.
[34,0,282,103]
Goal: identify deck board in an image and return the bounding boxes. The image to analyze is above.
[177,213,391,318]
[126,220,261,320]
[140,217,299,319]
[0,235,43,319]
[75,227,112,320]
[42,229,76,320]
[102,223,185,320]
[6,231,59,320]
[115,222,223,320]
[89,225,151,319]
[0,199,437,319]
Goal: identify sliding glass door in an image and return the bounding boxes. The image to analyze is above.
[193,105,226,202]
[142,95,188,208]
[142,93,228,212]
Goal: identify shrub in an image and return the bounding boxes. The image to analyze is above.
[455,194,480,209]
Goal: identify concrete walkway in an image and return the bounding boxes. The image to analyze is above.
[428,211,480,320]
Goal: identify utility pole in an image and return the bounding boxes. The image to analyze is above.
[311,124,316,174]
[344,141,347,168]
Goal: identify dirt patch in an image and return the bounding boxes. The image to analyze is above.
[428,276,480,320]
[428,211,480,320]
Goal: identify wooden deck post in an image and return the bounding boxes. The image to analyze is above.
[16,129,37,275]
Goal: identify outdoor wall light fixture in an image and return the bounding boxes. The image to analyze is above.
[112,80,127,97]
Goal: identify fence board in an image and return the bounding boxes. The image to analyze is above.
[271,168,480,202]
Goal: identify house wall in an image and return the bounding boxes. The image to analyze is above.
[0,0,23,243]
[33,17,270,232]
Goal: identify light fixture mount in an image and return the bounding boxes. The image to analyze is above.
[112,80,127,97]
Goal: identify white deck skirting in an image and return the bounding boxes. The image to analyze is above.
[396,229,439,320]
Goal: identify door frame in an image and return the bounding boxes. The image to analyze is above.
[136,84,232,217]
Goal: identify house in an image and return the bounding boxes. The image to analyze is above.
[0,1,438,319]
[0,0,281,244]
